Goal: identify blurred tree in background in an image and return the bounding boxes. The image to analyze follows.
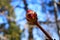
[0,0,21,40]
[7,22,20,40]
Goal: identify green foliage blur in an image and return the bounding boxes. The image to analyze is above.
[0,0,21,40]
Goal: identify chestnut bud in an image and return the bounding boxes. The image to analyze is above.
[26,10,38,24]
